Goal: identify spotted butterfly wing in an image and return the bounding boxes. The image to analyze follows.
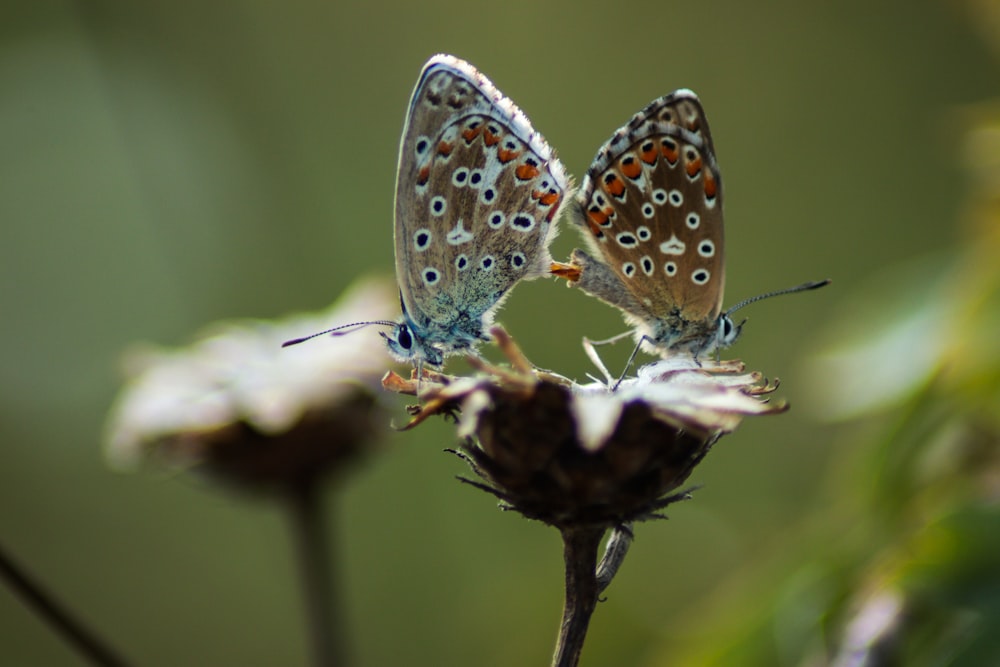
[387,54,569,366]
[556,91,728,356]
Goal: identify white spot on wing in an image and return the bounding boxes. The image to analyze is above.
[451,167,470,187]
[430,196,447,216]
[414,136,431,157]
[487,211,505,229]
[446,219,474,245]
[422,267,441,286]
[616,232,638,247]
[413,229,432,252]
[660,235,686,255]
[510,213,536,233]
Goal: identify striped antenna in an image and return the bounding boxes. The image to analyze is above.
[281,320,396,348]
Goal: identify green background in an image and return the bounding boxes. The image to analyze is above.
[2,0,995,665]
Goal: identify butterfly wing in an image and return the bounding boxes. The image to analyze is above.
[394,55,569,345]
[573,91,725,327]
[640,91,717,157]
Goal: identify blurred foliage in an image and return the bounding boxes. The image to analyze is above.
[1,0,997,666]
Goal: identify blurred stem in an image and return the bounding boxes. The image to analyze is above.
[0,541,133,667]
[287,480,348,667]
[551,526,605,667]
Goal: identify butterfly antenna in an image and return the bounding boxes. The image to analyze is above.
[281,320,396,348]
[725,279,830,317]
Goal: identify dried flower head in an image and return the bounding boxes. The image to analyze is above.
[104,278,397,492]
[384,327,787,529]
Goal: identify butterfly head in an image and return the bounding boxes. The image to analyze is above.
[713,312,743,353]
[380,320,444,367]
[710,279,830,355]
[637,308,742,359]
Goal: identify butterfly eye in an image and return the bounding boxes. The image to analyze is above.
[397,325,413,350]
[718,315,741,347]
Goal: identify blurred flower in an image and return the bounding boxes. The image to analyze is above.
[104,277,397,491]
[385,327,788,528]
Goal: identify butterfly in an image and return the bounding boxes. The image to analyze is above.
[285,55,570,371]
[552,90,827,366]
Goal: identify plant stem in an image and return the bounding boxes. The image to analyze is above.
[551,526,605,667]
[287,480,347,667]
[0,541,134,667]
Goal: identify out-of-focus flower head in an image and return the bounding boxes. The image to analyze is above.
[384,328,788,528]
[104,278,397,492]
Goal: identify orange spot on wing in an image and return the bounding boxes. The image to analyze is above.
[498,148,520,163]
[587,207,609,226]
[437,141,454,156]
[685,155,702,177]
[483,129,500,146]
[600,206,614,225]
[516,163,540,180]
[704,171,718,198]
[417,166,430,185]
[550,262,581,282]
[640,144,658,165]
[536,191,560,206]
[462,126,482,143]
[661,141,679,164]
[604,175,625,197]
[621,158,642,179]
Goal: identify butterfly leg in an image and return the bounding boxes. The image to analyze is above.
[414,358,425,396]
[587,330,635,346]
[613,335,655,390]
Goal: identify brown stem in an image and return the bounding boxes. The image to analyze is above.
[287,480,348,667]
[0,541,134,667]
[551,526,605,667]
